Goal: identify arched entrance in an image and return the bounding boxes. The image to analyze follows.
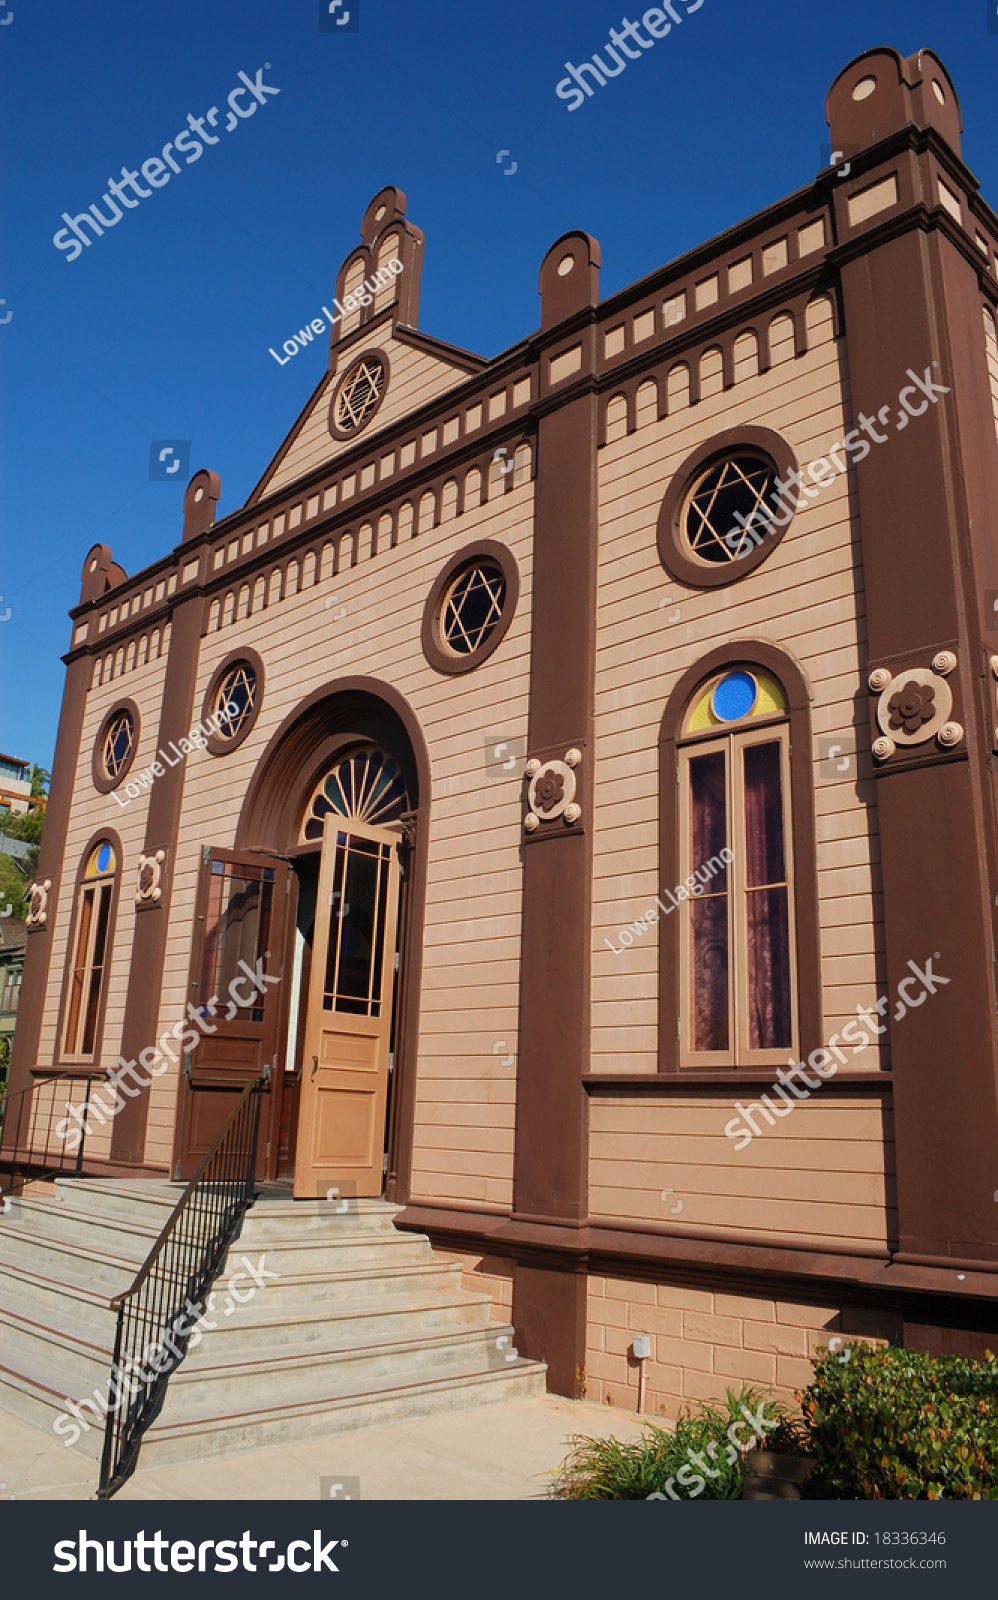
[171,678,429,1203]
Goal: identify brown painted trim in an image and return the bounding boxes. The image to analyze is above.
[396,1203,998,1337]
[837,195,998,1270]
[0,656,92,1130]
[420,538,520,676]
[111,594,204,1163]
[90,698,141,794]
[511,266,599,1390]
[67,1155,171,1180]
[658,640,823,1073]
[583,1072,891,1091]
[200,645,265,757]
[327,348,391,442]
[232,675,431,1205]
[656,426,800,589]
[391,324,487,374]
[50,826,124,1073]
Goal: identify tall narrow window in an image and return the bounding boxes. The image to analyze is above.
[679,668,797,1067]
[63,841,118,1062]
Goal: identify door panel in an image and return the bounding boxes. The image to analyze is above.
[294,821,401,1199]
[175,849,290,1180]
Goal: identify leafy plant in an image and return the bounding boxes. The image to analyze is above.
[802,1343,998,1499]
[549,1386,806,1500]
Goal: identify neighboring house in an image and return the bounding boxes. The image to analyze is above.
[0,915,27,1078]
[0,755,33,817]
[4,45,997,1417]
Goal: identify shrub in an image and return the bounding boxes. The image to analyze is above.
[550,1386,807,1500]
[802,1343,998,1499]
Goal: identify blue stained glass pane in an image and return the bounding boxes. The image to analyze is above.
[711,670,757,723]
[96,843,112,874]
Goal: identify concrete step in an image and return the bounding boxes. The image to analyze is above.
[0,1304,113,1402]
[0,1177,548,1473]
[142,1359,547,1465]
[0,1355,105,1461]
[165,1320,526,1416]
[0,1258,119,1336]
[239,1198,405,1238]
[0,1222,147,1291]
[5,1195,174,1255]
[48,1177,182,1226]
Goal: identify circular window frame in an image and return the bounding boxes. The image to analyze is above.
[92,699,141,794]
[200,647,266,756]
[327,348,391,442]
[656,426,800,590]
[421,540,520,676]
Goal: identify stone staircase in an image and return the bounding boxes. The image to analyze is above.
[0,1177,545,1478]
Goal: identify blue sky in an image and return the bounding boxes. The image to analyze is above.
[0,0,995,771]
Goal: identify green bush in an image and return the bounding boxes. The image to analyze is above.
[802,1343,998,1499]
[550,1386,808,1500]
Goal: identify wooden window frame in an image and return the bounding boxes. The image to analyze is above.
[678,721,798,1069]
[54,830,123,1072]
[658,643,822,1075]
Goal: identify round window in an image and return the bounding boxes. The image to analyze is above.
[684,455,779,565]
[212,661,257,741]
[102,710,135,779]
[440,560,507,656]
[710,670,759,722]
[329,353,387,438]
[656,428,799,590]
[422,541,519,675]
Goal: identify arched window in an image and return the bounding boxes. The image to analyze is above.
[677,666,796,1066]
[301,747,410,841]
[62,839,119,1063]
[659,646,821,1073]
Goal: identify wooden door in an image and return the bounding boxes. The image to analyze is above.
[294,820,401,1199]
[174,849,290,1180]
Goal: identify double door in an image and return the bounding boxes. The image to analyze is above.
[175,821,401,1195]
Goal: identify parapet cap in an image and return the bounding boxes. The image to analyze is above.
[538,232,601,332]
[79,544,127,605]
[826,47,962,164]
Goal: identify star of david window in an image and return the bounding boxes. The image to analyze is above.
[440,560,507,655]
[329,354,387,439]
[213,662,257,741]
[684,455,778,565]
[102,710,135,779]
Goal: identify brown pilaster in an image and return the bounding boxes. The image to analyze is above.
[509,234,600,1392]
[829,50,998,1268]
[110,473,215,1162]
[1,663,90,1116]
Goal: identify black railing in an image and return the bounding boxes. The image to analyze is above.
[97,1078,265,1499]
[0,1071,97,1197]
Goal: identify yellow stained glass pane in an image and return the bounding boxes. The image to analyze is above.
[686,669,786,733]
[85,841,116,877]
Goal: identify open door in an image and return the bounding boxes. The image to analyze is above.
[174,848,290,1181]
[294,820,401,1199]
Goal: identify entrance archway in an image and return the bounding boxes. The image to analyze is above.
[172,678,430,1202]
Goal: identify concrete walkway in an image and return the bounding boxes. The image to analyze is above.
[0,1395,650,1501]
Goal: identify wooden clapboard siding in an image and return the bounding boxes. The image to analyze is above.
[590,1095,895,1250]
[262,333,470,497]
[35,650,169,1082]
[141,474,534,1190]
[592,297,885,1088]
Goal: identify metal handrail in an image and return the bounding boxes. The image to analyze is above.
[0,1070,97,1196]
[97,1076,265,1499]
